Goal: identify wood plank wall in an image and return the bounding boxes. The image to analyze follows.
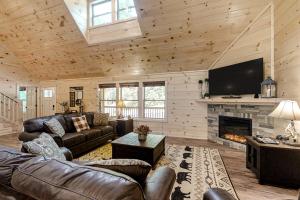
[0,0,271,80]
[40,71,208,139]
[64,0,88,37]
[274,0,300,102]
[213,8,272,79]
[0,43,35,98]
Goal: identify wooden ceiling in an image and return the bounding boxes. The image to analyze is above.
[0,0,271,80]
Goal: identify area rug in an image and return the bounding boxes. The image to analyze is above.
[79,143,238,200]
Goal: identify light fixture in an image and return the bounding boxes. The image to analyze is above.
[117,99,126,119]
[269,100,300,142]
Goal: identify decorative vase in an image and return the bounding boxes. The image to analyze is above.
[138,132,147,141]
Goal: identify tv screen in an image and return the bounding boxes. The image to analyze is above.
[209,58,264,96]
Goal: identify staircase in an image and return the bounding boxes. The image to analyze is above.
[0,92,23,136]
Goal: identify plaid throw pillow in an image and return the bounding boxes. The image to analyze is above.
[72,115,90,132]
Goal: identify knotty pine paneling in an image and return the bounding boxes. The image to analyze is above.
[213,9,272,78]
[274,0,300,102]
[40,70,208,139]
[64,0,88,37]
[0,0,271,80]
[0,43,36,98]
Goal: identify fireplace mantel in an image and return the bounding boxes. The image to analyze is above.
[196,98,283,105]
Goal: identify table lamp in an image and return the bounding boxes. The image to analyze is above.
[269,100,300,142]
[117,99,126,119]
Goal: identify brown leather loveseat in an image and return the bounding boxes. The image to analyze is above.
[19,112,116,157]
[0,145,176,200]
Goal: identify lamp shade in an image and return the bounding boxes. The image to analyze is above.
[117,100,126,108]
[269,100,300,120]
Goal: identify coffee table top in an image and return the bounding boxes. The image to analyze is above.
[112,132,165,149]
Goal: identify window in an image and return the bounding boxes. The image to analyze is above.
[143,82,166,119]
[99,83,117,117]
[90,0,137,27]
[117,0,137,20]
[98,81,166,119]
[19,87,27,113]
[43,89,53,98]
[120,82,139,118]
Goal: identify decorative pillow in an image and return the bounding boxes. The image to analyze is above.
[72,115,90,132]
[44,118,65,137]
[23,133,66,161]
[93,112,109,126]
[84,159,152,184]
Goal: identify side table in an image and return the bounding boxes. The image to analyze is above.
[116,118,133,136]
[246,136,300,188]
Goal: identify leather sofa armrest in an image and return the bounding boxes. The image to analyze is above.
[60,147,73,161]
[108,120,117,134]
[19,132,63,147]
[144,167,176,200]
[203,188,236,200]
[19,132,41,142]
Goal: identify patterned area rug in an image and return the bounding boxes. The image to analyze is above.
[79,143,238,200]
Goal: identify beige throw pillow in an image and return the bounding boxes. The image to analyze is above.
[94,112,109,126]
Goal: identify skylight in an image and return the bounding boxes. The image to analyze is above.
[90,0,137,27]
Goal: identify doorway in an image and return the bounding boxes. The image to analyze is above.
[18,87,37,120]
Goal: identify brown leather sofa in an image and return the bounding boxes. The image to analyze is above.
[0,145,176,200]
[19,112,116,158]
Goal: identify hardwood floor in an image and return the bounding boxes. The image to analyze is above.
[0,133,298,200]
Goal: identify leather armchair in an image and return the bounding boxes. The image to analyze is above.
[144,166,176,200]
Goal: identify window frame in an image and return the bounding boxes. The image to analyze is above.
[119,82,139,118]
[142,82,166,119]
[98,81,167,120]
[98,83,117,117]
[89,0,137,28]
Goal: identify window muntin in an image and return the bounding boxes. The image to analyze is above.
[99,84,117,117]
[143,82,166,119]
[120,82,139,118]
[90,0,137,27]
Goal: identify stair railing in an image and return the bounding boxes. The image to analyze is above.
[0,92,23,125]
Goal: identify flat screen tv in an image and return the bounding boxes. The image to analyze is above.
[209,58,264,96]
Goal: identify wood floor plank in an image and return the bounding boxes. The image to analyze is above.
[0,134,297,200]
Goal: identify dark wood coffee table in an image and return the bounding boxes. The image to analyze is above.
[111,132,165,166]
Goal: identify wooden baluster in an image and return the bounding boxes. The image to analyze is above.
[0,93,2,117]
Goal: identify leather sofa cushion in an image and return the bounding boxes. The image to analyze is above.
[82,112,94,127]
[24,115,67,133]
[0,183,34,200]
[84,159,152,184]
[0,145,35,186]
[62,133,86,148]
[11,156,145,200]
[63,113,80,133]
[94,125,113,135]
[81,129,103,141]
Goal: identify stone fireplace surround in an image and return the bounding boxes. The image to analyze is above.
[207,103,276,151]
